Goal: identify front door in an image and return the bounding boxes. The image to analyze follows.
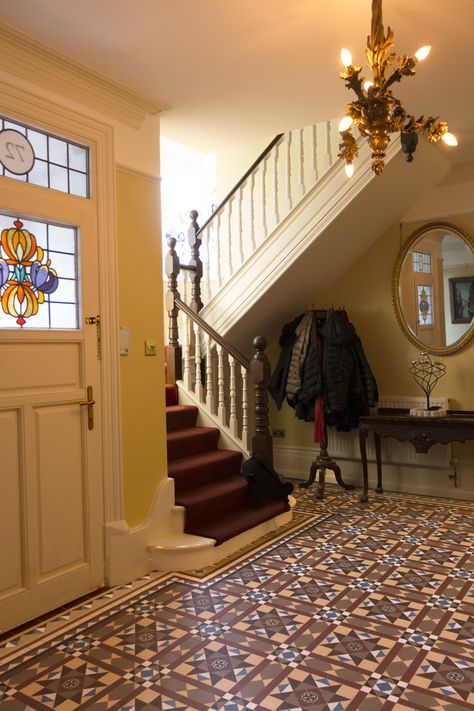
[0,130,104,632]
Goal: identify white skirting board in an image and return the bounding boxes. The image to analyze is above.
[274,445,474,500]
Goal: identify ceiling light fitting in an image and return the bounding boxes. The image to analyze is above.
[338,0,457,176]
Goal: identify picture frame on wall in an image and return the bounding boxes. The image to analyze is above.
[449,276,474,324]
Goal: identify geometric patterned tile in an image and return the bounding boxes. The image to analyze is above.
[1,486,474,711]
[410,650,474,705]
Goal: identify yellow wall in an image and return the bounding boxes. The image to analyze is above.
[116,168,168,526]
[269,214,474,458]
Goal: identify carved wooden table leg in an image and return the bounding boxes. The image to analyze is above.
[359,427,369,503]
[374,432,383,493]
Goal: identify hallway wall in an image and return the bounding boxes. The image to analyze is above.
[269,171,474,497]
[117,168,167,526]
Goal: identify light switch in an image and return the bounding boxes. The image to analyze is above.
[145,340,157,356]
[119,327,129,355]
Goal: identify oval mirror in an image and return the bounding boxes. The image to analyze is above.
[392,222,474,355]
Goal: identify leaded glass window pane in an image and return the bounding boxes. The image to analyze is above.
[0,116,90,198]
[0,214,79,330]
[418,285,433,325]
[50,164,69,192]
[69,144,87,172]
[28,130,47,159]
[28,159,49,187]
[412,251,431,274]
[49,137,68,167]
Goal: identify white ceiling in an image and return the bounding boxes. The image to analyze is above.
[0,0,472,159]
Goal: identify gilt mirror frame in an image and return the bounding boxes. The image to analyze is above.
[392,221,474,355]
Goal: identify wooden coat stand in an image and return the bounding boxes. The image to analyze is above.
[299,436,355,500]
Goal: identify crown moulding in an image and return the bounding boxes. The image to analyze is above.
[0,21,169,129]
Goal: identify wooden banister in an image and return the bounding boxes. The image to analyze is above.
[166,289,273,465]
[174,296,249,370]
[196,133,284,235]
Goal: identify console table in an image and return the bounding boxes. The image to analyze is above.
[358,409,474,502]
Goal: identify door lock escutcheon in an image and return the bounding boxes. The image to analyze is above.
[79,385,96,430]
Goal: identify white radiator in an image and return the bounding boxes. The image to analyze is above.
[327,395,451,468]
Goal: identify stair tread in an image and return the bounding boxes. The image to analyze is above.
[166,405,199,431]
[167,425,218,440]
[166,405,198,414]
[188,498,290,544]
[167,425,220,461]
[176,474,247,507]
[169,448,242,473]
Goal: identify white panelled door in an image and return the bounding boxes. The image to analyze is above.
[0,170,104,631]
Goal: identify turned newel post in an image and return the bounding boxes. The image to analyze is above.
[250,336,273,466]
[188,209,203,313]
[165,237,182,383]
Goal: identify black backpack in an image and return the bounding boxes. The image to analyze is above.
[242,455,294,507]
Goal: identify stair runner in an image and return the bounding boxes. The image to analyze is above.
[166,388,290,545]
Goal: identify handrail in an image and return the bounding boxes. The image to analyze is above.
[175,296,250,370]
[197,133,284,235]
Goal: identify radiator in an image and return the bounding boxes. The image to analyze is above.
[327,395,451,468]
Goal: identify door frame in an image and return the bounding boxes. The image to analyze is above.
[0,80,124,560]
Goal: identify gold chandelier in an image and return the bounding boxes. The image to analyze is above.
[338,0,457,177]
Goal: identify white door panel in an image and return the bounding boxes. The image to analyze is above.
[0,168,104,631]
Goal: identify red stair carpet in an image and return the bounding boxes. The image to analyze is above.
[165,389,290,545]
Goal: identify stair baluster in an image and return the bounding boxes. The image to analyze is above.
[205,334,215,413]
[241,365,249,451]
[299,127,305,197]
[250,336,273,466]
[229,355,238,437]
[187,210,203,313]
[286,131,293,211]
[216,344,226,425]
[182,312,192,391]
[165,237,182,383]
[193,322,204,402]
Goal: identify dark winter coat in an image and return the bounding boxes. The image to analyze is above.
[268,313,304,409]
[321,310,378,430]
[269,309,378,432]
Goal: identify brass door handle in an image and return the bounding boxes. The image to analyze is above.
[79,386,95,430]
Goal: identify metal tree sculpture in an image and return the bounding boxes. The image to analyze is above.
[410,352,446,410]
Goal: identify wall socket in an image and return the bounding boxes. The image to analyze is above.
[272,428,286,438]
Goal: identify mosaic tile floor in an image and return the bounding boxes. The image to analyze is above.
[1,486,473,710]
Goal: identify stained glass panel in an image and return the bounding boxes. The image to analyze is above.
[417,284,433,325]
[0,116,90,198]
[0,214,79,330]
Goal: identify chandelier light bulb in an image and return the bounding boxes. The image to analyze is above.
[340,48,353,67]
[337,1,456,175]
[442,132,458,147]
[338,116,353,133]
[345,162,355,178]
[415,45,431,61]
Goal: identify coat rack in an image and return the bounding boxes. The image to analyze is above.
[299,439,355,500]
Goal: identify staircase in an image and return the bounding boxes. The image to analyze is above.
[148,373,293,572]
[166,390,290,544]
[154,117,451,572]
